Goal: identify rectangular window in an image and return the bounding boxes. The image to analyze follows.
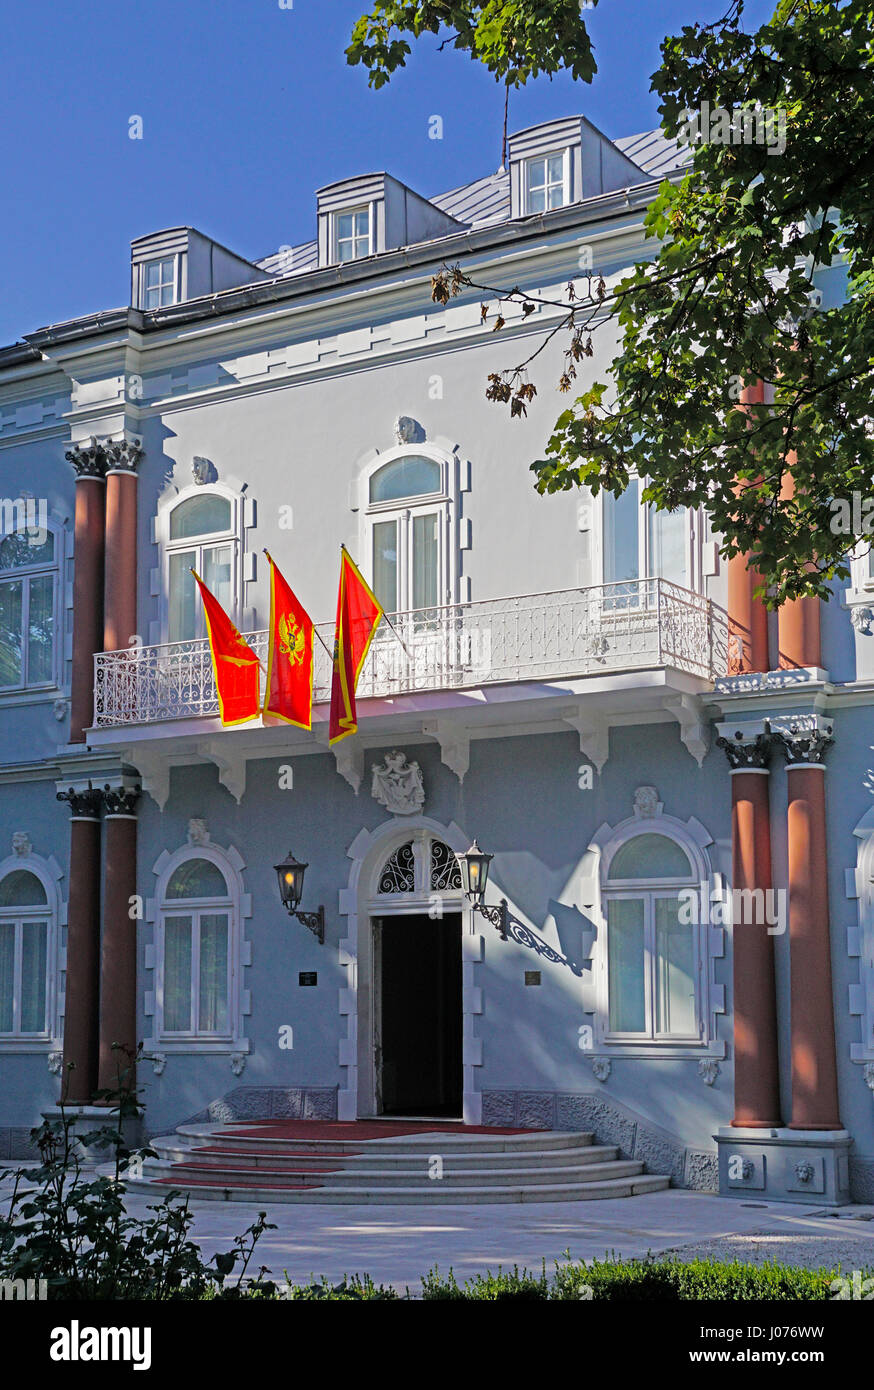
[164,916,193,1032]
[654,896,696,1036]
[162,912,230,1038]
[525,152,568,214]
[648,507,688,588]
[0,581,23,688]
[607,897,646,1033]
[373,520,398,613]
[412,512,439,610]
[143,256,177,310]
[0,921,14,1032]
[0,918,48,1035]
[335,207,371,263]
[198,913,229,1032]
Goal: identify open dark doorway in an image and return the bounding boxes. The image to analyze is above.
[375,913,462,1117]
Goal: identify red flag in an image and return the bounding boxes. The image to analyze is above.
[329,547,384,744]
[263,551,314,729]
[192,571,260,727]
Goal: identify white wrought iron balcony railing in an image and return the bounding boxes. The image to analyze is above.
[93,579,729,730]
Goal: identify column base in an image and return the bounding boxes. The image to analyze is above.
[42,1104,142,1163]
[716,1127,852,1205]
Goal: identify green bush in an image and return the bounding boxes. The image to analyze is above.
[0,1048,276,1301]
[421,1255,861,1301]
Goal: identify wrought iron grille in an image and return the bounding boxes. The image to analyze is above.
[94,579,729,728]
[430,840,462,892]
[377,842,416,894]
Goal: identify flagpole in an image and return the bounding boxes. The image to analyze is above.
[263,549,333,658]
[340,543,411,658]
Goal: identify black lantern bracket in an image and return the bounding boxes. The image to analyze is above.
[471,898,510,941]
[291,906,326,944]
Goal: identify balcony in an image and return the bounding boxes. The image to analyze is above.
[93,579,729,731]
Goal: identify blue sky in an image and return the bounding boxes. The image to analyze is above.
[0,0,775,345]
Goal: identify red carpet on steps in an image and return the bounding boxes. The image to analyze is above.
[220,1120,533,1140]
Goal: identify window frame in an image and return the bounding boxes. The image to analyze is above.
[158,484,243,645]
[153,846,243,1047]
[596,820,710,1049]
[141,255,179,310]
[333,204,373,264]
[361,446,457,615]
[0,522,61,693]
[523,149,571,215]
[596,478,702,596]
[0,854,61,1051]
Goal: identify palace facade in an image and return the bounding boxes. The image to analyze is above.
[0,114,870,1203]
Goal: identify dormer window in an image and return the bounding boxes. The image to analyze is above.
[334,206,372,263]
[524,151,569,214]
[143,256,178,309]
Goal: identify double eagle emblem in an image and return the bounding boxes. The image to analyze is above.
[217,616,304,668]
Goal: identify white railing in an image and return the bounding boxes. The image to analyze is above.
[93,579,729,729]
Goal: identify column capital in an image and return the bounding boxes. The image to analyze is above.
[101,783,141,817]
[56,785,103,819]
[716,731,772,771]
[773,715,834,767]
[66,437,144,479]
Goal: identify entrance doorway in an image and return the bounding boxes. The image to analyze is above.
[374,912,462,1117]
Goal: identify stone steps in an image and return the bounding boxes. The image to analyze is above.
[127,1120,671,1204]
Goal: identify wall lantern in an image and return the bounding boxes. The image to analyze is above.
[274,851,325,944]
[459,840,508,940]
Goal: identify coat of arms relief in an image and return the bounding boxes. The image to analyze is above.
[371,751,425,816]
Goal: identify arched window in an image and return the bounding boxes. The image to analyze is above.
[603,830,701,1040]
[364,450,455,614]
[0,867,52,1037]
[157,853,236,1038]
[162,488,239,643]
[0,524,59,690]
[374,834,462,899]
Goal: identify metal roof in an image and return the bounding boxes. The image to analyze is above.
[255,126,686,278]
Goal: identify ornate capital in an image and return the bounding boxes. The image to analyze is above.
[776,721,834,766]
[66,438,143,479]
[103,439,144,474]
[56,785,103,819]
[101,784,141,817]
[716,731,772,770]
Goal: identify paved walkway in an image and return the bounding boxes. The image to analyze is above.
[4,1161,874,1290]
[117,1190,874,1290]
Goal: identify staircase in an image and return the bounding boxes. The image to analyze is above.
[128,1119,671,1204]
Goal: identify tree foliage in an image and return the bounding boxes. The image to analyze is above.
[352,0,874,602]
[346,1,597,88]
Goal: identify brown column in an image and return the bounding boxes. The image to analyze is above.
[726,383,770,673]
[718,735,783,1127]
[56,788,103,1103]
[103,444,141,652]
[97,789,140,1097]
[66,446,106,742]
[780,728,841,1129]
[777,468,822,669]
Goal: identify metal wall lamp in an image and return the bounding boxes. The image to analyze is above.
[459,840,509,940]
[274,851,325,944]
